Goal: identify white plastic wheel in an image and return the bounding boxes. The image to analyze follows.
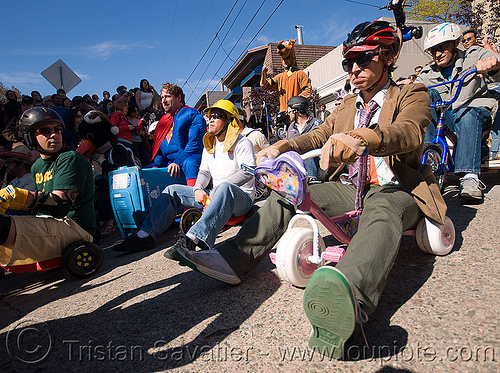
[275,227,325,288]
[416,216,455,255]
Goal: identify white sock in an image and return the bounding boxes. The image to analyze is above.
[464,173,478,180]
[185,232,199,244]
[137,230,149,238]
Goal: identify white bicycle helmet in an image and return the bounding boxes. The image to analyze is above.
[424,23,461,51]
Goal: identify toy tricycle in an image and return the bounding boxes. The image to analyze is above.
[243,150,456,288]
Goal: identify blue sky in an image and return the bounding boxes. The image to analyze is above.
[0,0,389,106]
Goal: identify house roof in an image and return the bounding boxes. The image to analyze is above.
[222,45,269,89]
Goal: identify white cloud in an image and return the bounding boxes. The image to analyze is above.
[306,18,353,46]
[256,35,273,44]
[73,70,91,80]
[86,40,154,59]
[0,71,45,85]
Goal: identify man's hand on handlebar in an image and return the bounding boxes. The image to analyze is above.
[256,145,281,165]
[320,133,367,170]
[476,56,500,76]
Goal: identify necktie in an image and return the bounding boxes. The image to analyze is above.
[349,100,379,211]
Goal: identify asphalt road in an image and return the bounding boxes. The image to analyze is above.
[0,172,499,373]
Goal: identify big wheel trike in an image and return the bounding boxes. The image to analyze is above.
[244,151,456,288]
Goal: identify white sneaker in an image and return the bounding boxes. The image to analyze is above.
[459,176,485,201]
[176,246,241,285]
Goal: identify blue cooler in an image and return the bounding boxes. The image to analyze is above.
[109,166,186,238]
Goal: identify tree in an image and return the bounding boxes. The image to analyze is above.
[406,0,465,23]
[244,67,320,117]
[407,0,500,39]
[0,82,22,103]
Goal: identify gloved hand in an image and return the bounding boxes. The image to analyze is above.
[255,140,291,165]
[0,186,29,213]
[319,133,367,170]
[256,146,280,165]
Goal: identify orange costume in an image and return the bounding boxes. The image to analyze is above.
[261,39,312,111]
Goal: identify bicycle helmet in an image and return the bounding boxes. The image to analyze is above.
[19,107,65,150]
[287,96,309,114]
[424,23,461,51]
[343,20,400,56]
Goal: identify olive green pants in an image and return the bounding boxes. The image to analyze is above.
[216,182,422,314]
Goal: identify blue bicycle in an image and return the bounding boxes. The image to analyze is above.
[421,68,479,191]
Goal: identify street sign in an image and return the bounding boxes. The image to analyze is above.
[41,59,81,92]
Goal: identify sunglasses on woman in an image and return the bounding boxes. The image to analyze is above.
[342,50,379,72]
[208,112,227,120]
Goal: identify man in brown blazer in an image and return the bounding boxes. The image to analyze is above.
[177,21,447,359]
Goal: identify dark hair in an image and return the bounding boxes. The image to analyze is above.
[67,108,81,130]
[140,79,152,92]
[161,83,185,105]
[72,96,85,107]
[99,99,112,114]
[462,29,478,38]
[127,101,139,113]
[379,45,398,75]
[116,85,127,95]
[5,90,18,101]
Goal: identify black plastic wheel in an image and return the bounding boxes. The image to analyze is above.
[179,208,202,234]
[423,143,446,191]
[62,241,103,279]
[276,127,287,140]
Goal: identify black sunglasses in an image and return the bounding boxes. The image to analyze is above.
[342,50,379,72]
[36,127,63,137]
[208,112,227,120]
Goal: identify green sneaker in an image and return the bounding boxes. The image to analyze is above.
[303,266,365,360]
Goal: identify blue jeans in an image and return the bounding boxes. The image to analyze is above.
[140,182,253,249]
[304,157,319,179]
[426,89,491,174]
[491,107,500,158]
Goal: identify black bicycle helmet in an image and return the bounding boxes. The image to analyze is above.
[343,20,400,56]
[19,107,65,150]
[287,96,309,114]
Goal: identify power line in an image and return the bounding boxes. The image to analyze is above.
[344,0,381,9]
[181,0,240,89]
[187,0,276,103]
[157,2,179,82]
[204,0,285,95]
[178,0,216,79]
[185,0,253,102]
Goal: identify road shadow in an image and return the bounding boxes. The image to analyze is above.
[0,264,280,372]
[0,223,187,333]
[343,236,436,361]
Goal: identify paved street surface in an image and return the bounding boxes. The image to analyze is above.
[1,173,499,373]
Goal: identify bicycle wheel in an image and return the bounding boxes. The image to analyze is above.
[423,143,446,191]
[275,227,325,288]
